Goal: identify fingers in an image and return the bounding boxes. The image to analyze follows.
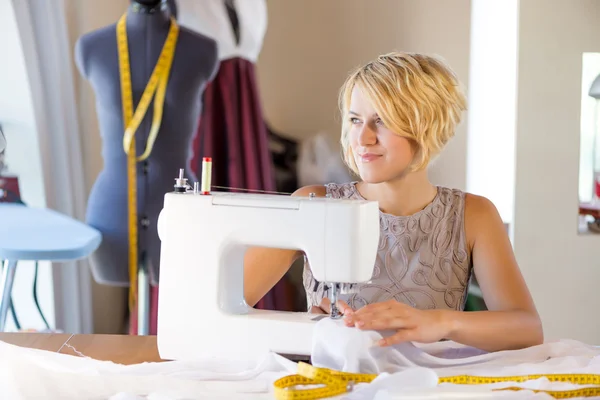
[345,314,408,331]
[337,300,353,315]
[352,299,397,316]
[377,329,415,347]
[319,298,355,316]
[353,317,407,331]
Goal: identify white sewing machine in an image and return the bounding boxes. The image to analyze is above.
[156,170,380,365]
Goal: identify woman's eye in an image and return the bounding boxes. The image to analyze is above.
[376,118,385,126]
[350,117,361,124]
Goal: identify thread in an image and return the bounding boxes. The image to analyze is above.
[201,157,212,195]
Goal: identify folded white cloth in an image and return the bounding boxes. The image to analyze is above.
[1,318,599,399]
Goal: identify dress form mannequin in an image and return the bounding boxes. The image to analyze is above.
[75,0,218,314]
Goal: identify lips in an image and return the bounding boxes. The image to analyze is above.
[359,153,382,162]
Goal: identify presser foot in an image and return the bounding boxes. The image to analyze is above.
[329,302,343,320]
[328,283,344,319]
[326,282,362,319]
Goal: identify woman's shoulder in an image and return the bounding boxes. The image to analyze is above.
[463,192,501,219]
[462,192,506,249]
[439,189,501,225]
[291,182,358,199]
[291,185,327,197]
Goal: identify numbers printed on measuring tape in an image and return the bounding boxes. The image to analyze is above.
[273,362,600,400]
[116,12,179,311]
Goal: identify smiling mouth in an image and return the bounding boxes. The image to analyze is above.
[360,154,382,162]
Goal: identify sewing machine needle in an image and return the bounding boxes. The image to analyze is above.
[329,284,343,319]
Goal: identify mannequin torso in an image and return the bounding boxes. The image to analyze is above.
[75,0,218,286]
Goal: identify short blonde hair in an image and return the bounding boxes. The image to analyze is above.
[339,52,467,173]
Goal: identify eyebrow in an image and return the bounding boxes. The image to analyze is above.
[348,110,378,117]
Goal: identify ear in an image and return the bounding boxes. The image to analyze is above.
[408,140,427,172]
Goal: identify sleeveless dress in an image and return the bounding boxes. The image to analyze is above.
[303,182,474,311]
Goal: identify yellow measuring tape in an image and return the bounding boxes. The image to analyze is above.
[274,362,600,399]
[116,12,179,311]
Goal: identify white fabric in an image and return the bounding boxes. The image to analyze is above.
[0,339,296,400]
[176,0,267,62]
[1,318,600,399]
[312,319,600,375]
[313,319,600,399]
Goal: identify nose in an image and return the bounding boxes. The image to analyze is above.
[357,124,377,146]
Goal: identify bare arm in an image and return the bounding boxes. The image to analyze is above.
[345,194,543,352]
[443,194,543,351]
[243,185,327,307]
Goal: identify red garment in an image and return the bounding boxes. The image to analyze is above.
[190,58,274,193]
[190,57,295,311]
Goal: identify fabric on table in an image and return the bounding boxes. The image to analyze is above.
[312,319,600,399]
[1,318,600,399]
[0,339,295,400]
[312,319,600,375]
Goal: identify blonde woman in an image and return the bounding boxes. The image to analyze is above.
[244,52,543,352]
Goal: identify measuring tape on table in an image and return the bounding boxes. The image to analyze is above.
[273,362,600,399]
[116,11,179,311]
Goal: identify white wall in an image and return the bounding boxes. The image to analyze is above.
[256,0,471,190]
[0,0,55,331]
[514,0,600,344]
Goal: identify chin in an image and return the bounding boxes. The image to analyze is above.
[357,170,389,184]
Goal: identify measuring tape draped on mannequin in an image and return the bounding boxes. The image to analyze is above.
[274,362,600,399]
[116,11,179,310]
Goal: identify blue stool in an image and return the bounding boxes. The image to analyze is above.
[0,203,101,331]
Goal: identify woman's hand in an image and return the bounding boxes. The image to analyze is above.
[342,299,451,346]
[309,297,353,315]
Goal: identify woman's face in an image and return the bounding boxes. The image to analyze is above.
[347,86,416,183]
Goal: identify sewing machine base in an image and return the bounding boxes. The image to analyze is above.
[157,309,334,365]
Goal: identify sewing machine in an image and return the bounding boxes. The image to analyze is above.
[156,169,380,364]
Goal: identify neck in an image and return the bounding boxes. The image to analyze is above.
[359,170,437,216]
[127,0,171,28]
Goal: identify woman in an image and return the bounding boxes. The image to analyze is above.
[244,52,543,352]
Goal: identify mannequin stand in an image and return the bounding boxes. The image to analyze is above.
[137,255,151,335]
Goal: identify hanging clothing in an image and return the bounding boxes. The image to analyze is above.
[178,0,274,194]
[180,0,295,312]
[267,125,299,195]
